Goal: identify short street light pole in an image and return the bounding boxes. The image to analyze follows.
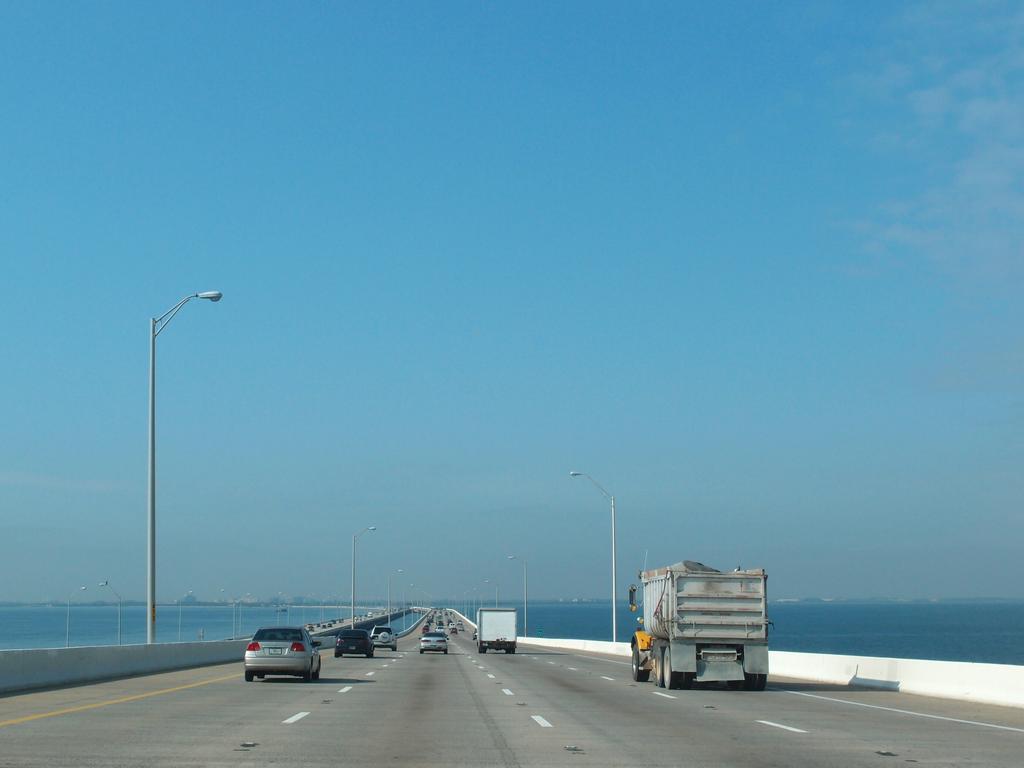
[571,471,618,643]
[507,555,528,637]
[147,290,222,644]
[351,526,376,625]
[388,569,403,619]
[66,585,86,647]
[99,581,123,645]
[177,590,192,642]
[483,578,498,608]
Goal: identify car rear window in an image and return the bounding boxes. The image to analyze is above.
[340,630,369,638]
[424,632,446,638]
[253,628,303,642]
[373,627,392,634]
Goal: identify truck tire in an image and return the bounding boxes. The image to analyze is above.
[631,645,650,682]
[664,645,692,690]
[656,647,667,688]
[478,645,486,654]
[744,673,767,691]
[664,645,678,689]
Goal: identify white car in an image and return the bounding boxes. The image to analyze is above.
[420,632,448,654]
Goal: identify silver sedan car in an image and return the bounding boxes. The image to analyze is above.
[420,631,448,654]
[244,626,322,682]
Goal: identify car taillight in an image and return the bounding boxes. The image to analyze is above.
[246,642,260,652]
[290,642,305,652]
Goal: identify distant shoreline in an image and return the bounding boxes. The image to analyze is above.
[2,597,1022,608]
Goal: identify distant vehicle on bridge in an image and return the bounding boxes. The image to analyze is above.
[629,561,769,690]
[244,626,322,682]
[476,608,517,654]
[335,629,374,658]
[420,631,448,654]
[371,626,398,651]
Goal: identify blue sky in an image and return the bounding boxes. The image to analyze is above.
[1,2,1021,603]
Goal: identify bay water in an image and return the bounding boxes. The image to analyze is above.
[3,600,1022,665]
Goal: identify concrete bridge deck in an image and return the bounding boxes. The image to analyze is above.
[1,621,1022,767]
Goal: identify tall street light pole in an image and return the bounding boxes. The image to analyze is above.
[571,471,618,643]
[147,290,222,644]
[351,525,376,625]
[66,585,86,647]
[507,555,527,637]
[99,581,122,645]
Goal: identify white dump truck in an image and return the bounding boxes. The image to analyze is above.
[476,608,518,654]
[628,561,769,690]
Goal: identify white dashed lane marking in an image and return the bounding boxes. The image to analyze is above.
[600,675,614,681]
[567,667,578,671]
[338,686,353,693]
[282,712,310,724]
[781,690,1024,734]
[365,671,375,677]
[757,720,807,734]
[502,689,514,696]
[652,692,677,699]
[487,674,495,679]
[531,715,553,728]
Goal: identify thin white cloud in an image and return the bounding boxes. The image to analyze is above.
[0,471,123,493]
[853,2,1024,287]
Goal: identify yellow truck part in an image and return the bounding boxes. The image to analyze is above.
[633,630,653,651]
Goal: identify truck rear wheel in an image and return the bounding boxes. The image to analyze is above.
[664,645,678,689]
[663,645,693,690]
[631,645,650,682]
[656,647,667,688]
[744,673,767,691]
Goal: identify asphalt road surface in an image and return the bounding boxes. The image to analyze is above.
[1,626,1022,767]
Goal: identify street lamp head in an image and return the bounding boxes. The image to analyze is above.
[569,471,582,477]
[368,526,377,532]
[99,581,108,587]
[507,555,516,560]
[197,291,223,302]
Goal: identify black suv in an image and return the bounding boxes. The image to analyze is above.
[335,629,374,658]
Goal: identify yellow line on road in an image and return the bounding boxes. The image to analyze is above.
[0,673,238,729]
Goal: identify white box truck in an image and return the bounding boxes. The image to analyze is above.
[476,608,517,654]
[629,561,769,690]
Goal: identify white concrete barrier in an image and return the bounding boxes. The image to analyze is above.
[516,637,1024,709]
[395,611,430,638]
[519,636,629,656]
[770,650,1024,709]
[0,640,248,695]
